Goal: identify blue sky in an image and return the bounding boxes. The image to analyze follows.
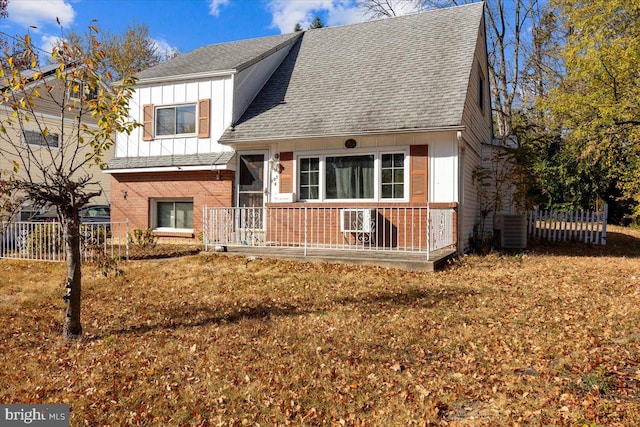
[0,0,422,57]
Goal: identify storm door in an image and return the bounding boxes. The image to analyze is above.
[236,153,267,244]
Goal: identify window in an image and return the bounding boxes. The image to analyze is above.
[299,158,319,200]
[24,130,59,148]
[155,104,196,136]
[69,80,97,101]
[154,200,193,230]
[381,153,404,199]
[478,68,485,112]
[297,151,406,201]
[326,155,374,199]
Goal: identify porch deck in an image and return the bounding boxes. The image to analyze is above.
[213,246,457,272]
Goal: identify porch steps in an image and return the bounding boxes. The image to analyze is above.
[210,246,457,272]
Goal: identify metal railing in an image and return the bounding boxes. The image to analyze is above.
[0,221,129,262]
[203,206,456,258]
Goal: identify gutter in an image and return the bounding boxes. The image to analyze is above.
[219,125,467,145]
[135,69,237,86]
[103,164,231,174]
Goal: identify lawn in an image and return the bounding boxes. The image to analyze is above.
[1,226,639,426]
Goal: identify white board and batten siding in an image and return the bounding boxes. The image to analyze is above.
[116,78,234,159]
[115,42,296,160]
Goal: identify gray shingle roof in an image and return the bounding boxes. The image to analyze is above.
[220,3,484,143]
[107,152,234,170]
[136,33,301,81]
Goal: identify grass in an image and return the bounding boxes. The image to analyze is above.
[1,226,639,426]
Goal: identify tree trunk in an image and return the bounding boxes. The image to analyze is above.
[62,216,83,339]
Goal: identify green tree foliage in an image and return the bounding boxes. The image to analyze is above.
[544,0,640,219]
[309,16,324,29]
[0,28,138,338]
[294,23,303,32]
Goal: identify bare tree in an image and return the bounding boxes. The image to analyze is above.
[0,29,137,338]
[64,21,177,81]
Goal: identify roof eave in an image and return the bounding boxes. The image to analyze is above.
[219,125,466,145]
[104,164,232,174]
[135,69,237,86]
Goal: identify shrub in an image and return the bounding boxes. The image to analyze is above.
[128,228,158,249]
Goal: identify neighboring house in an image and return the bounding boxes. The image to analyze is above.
[0,63,113,221]
[108,2,496,254]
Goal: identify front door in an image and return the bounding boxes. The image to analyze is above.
[237,153,267,208]
[236,153,267,244]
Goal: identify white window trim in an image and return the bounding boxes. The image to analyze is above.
[295,147,409,203]
[68,80,97,102]
[154,103,197,139]
[150,198,194,232]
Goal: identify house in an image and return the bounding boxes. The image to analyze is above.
[0,63,113,221]
[107,2,494,255]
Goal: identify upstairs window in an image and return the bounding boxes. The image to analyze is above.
[24,130,59,148]
[478,68,486,112]
[155,104,196,136]
[68,80,98,101]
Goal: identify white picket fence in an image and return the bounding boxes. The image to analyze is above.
[527,204,608,245]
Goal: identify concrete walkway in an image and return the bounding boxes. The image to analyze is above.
[210,246,457,272]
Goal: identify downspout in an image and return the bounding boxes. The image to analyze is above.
[456,131,465,254]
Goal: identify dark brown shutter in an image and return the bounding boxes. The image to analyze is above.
[410,145,428,204]
[279,152,294,194]
[142,104,154,141]
[198,99,211,138]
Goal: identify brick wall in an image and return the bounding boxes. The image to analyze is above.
[110,170,234,239]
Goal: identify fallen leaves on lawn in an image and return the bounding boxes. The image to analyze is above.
[0,226,639,425]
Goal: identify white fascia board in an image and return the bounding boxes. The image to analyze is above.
[103,164,232,174]
[135,70,236,86]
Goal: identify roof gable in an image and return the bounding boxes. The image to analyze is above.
[221,2,485,143]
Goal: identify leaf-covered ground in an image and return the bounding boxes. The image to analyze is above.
[1,226,639,426]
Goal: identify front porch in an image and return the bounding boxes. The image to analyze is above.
[203,204,457,270]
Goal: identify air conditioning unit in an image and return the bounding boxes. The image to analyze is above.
[494,214,527,249]
[340,208,376,233]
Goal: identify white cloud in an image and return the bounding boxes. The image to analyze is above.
[267,0,364,34]
[208,0,230,17]
[7,0,76,29]
[151,38,179,60]
[40,35,64,56]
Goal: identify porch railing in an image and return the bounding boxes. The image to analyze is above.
[0,221,129,262]
[203,206,456,259]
